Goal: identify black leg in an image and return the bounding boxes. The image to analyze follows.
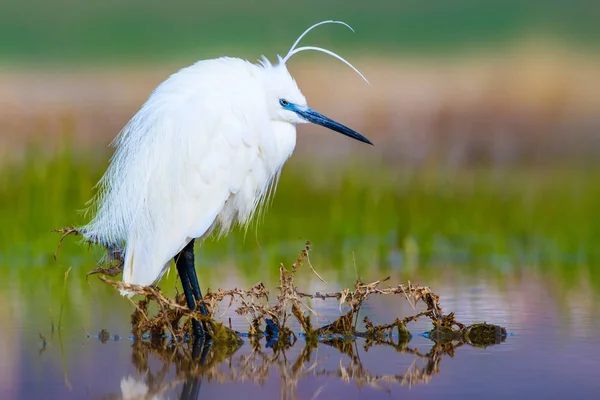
[176,239,209,338]
[179,377,201,400]
[191,334,212,363]
[179,240,210,317]
[186,257,209,316]
[176,258,204,338]
[179,336,212,400]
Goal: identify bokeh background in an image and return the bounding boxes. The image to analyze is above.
[1,1,600,398]
[2,0,599,163]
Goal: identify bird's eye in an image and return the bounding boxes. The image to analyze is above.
[279,99,290,107]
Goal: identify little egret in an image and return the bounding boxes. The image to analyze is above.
[81,20,372,338]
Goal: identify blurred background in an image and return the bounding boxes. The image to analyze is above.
[2,0,599,163]
[1,1,600,398]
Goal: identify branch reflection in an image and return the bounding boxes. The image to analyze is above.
[108,331,505,399]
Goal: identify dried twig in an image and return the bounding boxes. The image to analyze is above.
[52,227,81,260]
[50,235,505,349]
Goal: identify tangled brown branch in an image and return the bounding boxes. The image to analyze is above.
[94,241,505,349]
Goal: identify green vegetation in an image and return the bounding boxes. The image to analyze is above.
[1,148,599,289]
[1,0,597,63]
[0,146,597,364]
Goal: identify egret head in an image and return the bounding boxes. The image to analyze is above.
[261,20,373,145]
[260,60,308,124]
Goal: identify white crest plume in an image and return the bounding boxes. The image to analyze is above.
[281,20,369,84]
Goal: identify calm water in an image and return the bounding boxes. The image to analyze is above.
[1,153,599,399]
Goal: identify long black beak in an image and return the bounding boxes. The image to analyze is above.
[293,107,373,145]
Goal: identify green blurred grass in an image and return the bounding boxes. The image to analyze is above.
[1,0,598,63]
[1,147,598,292]
[1,146,598,338]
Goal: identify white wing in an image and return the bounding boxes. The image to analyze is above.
[82,58,276,288]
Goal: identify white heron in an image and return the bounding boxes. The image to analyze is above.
[81,20,372,337]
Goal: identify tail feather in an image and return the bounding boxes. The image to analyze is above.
[120,229,195,297]
[120,231,170,296]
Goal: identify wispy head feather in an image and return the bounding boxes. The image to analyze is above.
[281,20,369,85]
[285,20,354,57]
[258,55,273,68]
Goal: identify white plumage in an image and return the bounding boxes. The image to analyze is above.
[81,21,370,290]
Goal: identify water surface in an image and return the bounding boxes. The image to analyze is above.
[0,153,598,399]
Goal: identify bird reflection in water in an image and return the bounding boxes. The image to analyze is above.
[112,331,505,400]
